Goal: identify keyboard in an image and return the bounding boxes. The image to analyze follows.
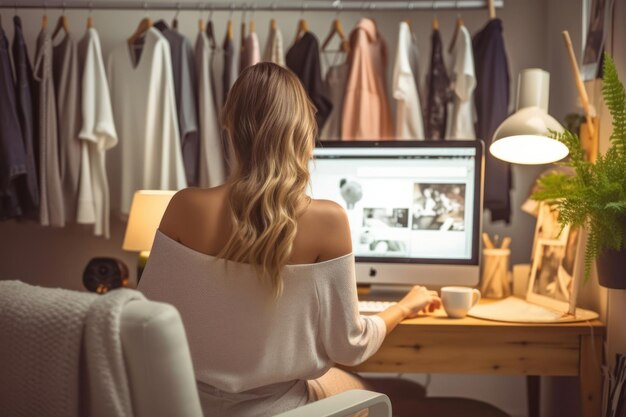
[358,300,397,314]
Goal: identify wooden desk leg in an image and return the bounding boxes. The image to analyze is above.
[579,334,603,417]
[527,376,540,417]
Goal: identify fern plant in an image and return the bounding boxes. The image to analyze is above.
[532,53,626,281]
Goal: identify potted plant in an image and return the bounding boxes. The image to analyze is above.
[532,53,626,289]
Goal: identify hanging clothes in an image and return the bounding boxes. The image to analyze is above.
[473,18,511,223]
[286,32,332,130]
[108,28,187,215]
[445,24,476,140]
[76,28,118,238]
[262,24,285,66]
[342,18,393,140]
[195,31,225,188]
[320,52,348,140]
[392,22,425,140]
[11,16,39,218]
[239,31,260,73]
[154,20,200,187]
[34,26,65,227]
[206,21,224,112]
[222,34,237,105]
[424,28,450,141]
[0,22,27,220]
[53,31,81,223]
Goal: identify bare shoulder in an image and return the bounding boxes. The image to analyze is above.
[159,186,229,242]
[305,199,349,227]
[300,199,352,261]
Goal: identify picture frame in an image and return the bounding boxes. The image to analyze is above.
[526,224,585,316]
[581,0,616,80]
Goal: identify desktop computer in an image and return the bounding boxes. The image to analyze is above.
[308,140,484,289]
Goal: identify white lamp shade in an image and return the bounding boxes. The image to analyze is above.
[122,190,176,252]
[490,107,569,165]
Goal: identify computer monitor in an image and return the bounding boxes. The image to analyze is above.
[308,141,484,287]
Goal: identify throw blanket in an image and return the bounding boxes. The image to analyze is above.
[0,281,145,417]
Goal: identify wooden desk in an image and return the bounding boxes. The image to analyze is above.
[347,306,605,417]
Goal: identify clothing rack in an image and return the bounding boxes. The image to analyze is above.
[2,1,503,13]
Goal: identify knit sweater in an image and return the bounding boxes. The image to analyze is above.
[138,230,386,416]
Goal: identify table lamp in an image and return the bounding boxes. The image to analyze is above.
[490,69,569,165]
[122,190,176,282]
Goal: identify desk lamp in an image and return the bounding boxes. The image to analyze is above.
[490,69,568,164]
[122,190,176,282]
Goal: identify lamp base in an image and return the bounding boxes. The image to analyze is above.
[136,251,150,284]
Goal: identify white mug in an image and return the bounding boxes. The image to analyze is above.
[441,287,481,318]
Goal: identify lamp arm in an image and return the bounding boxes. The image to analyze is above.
[562,30,595,139]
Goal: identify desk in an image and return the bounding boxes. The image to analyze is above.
[347,305,605,417]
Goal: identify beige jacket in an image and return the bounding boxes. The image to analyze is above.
[341,19,393,140]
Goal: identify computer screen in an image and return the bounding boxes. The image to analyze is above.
[308,141,484,287]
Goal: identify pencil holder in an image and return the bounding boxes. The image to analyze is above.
[481,248,511,299]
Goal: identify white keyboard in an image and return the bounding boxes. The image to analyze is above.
[358,300,397,314]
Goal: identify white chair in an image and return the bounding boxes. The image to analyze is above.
[121,299,392,417]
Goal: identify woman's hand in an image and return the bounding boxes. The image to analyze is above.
[395,286,442,319]
[377,286,442,335]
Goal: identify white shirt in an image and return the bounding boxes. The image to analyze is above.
[445,25,476,140]
[77,28,118,238]
[108,28,187,215]
[139,231,386,416]
[392,22,425,140]
[195,32,225,188]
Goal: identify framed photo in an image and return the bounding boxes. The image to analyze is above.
[529,202,566,266]
[581,0,616,80]
[526,226,584,316]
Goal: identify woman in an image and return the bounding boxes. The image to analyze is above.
[138,63,441,416]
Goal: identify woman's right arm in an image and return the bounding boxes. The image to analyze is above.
[314,201,443,335]
[376,287,442,335]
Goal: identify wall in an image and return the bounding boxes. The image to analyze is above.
[0,1,587,416]
[604,0,626,374]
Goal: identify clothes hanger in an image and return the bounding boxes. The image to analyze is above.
[293,18,309,44]
[205,8,216,49]
[226,19,233,41]
[240,8,246,48]
[431,0,439,31]
[86,2,94,29]
[269,2,277,31]
[127,3,153,47]
[198,5,205,33]
[225,4,234,42]
[448,15,463,52]
[321,18,348,53]
[293,4,309,44]
[52,3,69,40]
[403,1,415,35]
[488,0,496,20]
[248,5,256,34]
[367,2,377,28]
[172,3,180,30]
[41,3,48,30]
[448,1,463,53]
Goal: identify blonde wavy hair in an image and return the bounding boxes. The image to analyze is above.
[219,63,317,298]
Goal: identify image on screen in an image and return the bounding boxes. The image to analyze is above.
[308,145,478,263]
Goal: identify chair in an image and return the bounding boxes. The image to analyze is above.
[121,299,392,417]
[123,299,507,417]
[0,283,390,417]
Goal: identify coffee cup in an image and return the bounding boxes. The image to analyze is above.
[441,287,481,318]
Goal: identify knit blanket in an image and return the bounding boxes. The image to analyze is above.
[0,281,145,417]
